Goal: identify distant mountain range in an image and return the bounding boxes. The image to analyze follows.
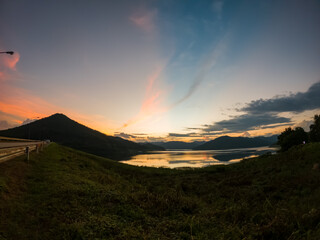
[193,135,278,150]
[150,141,206,150]
[0,113,163,159]
[0,113,278,158]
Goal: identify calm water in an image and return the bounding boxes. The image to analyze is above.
[120,146,278,168]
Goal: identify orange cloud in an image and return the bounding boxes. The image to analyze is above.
[0,48,119,135]
[122,66,167,129]
[0,85,56,119]
[0,83,116,134]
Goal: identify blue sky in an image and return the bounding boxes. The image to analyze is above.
[1,0,320,141]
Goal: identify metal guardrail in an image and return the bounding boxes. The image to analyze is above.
[0,136,38,142]
[0,137,50,163]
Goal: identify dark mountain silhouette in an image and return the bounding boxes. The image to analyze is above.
[139,142,165,151]
[0,113,160,159]
[194,135,278,150]
[151,141,206,150]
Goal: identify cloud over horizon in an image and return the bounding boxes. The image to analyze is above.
[202,114,292,133]
[199,81,320,134]
[240,81,320,114]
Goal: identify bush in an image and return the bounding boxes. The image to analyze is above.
[309,114,320,142]
[277,127,308,151]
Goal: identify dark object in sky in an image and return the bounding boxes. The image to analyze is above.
[0,51,14,55]
[194,135,278,150]
[0,113,159,160]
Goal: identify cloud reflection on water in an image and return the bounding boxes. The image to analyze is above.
[120,146,278,168]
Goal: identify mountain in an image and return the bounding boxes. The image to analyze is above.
[139,142,165,151]
[194,135,278,150]
[151,141,206,150]
[0,113,157,159]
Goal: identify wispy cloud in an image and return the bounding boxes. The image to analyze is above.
[172,33,230,107]
[121,65,167,128]
[0,51,20,82]
[212,0,224,19]
[130,9,157,32]
[0,120,15,130]
[0,52,20,71]
[0,85,117,134]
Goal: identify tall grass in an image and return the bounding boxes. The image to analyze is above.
[0,143,319,239]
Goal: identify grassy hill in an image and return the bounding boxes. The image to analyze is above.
[0,113,161,160]
[0,143,320,239]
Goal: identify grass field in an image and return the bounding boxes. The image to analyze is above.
[0,143,320,239]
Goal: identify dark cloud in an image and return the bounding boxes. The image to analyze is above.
[240,81,320,114]
[168,133,197,138]
[186,127,203,131]
[199,82,320,134]
[258,122,292,130]
[114,132,136,139]
[202,114,292,133]
[114,132,168,142]
[168,132,226,138]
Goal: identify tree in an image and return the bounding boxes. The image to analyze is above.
[277,127,308,152]
[309,114,320,142]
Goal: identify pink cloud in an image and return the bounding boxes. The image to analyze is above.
[121,65,167,128]
[1,52,20,70]
[0,51,20,83]
[130,9,157,32]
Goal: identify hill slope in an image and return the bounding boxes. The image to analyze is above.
[0,143,319,239]
[194,135,277,150]
[0,113,153,159]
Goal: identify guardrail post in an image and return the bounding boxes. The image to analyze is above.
[26,146,29,163]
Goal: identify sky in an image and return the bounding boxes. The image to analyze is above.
[0,0,320,142]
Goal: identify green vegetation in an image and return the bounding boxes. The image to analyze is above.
[1,143,320,239]
[278,114,320,152]
[277,127,309,152]
[310,114,320,142]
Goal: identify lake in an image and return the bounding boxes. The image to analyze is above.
[120,146,279,168]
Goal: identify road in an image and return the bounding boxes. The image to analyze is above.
[0,139,47,163]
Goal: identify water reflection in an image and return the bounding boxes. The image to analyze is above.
[120,146,278,168]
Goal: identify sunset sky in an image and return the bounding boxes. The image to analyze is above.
[1,0,320,142]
